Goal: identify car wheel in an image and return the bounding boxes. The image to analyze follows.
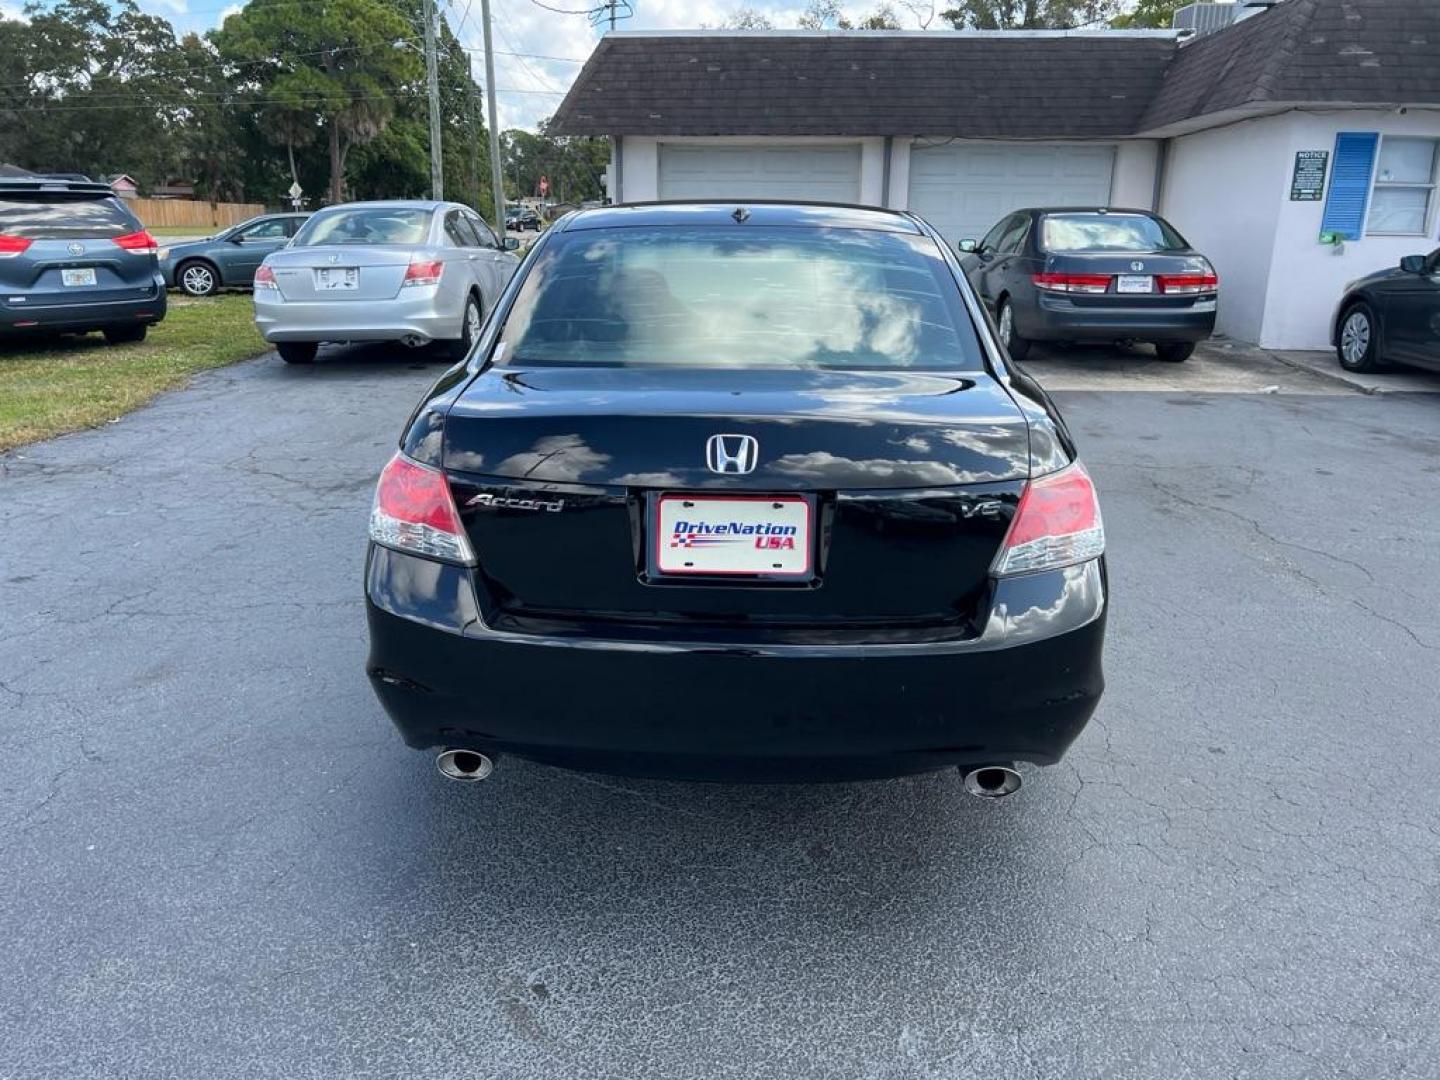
[177,260,218,297]
[1155,342,1195,363]
[996,299,1031,361]
[103,324,147,345]
[1336,303,1382,372]
[277,342,318,365]
[448,295,482,361]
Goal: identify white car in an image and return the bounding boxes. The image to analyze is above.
[253,200,520,364]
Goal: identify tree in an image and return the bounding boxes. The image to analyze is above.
[798,0,926,29]
[1110,0,1182,28]
[720,6,774,28]
[940,0,1117,29]
[214,0,421,204]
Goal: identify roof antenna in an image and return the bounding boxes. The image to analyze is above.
[732,206,750,224]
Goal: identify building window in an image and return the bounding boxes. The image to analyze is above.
[1367,136,1438,236]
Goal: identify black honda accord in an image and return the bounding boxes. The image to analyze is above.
[365,202,1107,792]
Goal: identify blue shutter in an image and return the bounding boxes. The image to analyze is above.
[1320,132,1379,240]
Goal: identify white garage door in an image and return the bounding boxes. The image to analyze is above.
[908,143,1115,247]
[658,144,862,203]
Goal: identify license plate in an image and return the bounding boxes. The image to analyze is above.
[61,268,97,287]
[1116,274,1153,294]
[655,494,812,577]
[316,267,358,290]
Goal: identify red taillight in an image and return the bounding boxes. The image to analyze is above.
[1032,272,1111,294]
[253,265,277,289]
[368,453,474,564]
[402,259,443,287]
[0,234,32,257]
[1156,273,1219,295]
[112,229,158,254]
[993,462,1105,577]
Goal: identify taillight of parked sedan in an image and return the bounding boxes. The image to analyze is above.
[402,259,444,287]
[1032,272,1111,294]
[992,462,1105,576]
[1156,273,1219,294]
[253,265,278,289]
[111,229,159,254]
[369,452,474,565]
[0,234,33,257]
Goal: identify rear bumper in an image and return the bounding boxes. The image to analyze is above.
[1024,294,1217,343]
[364,546,1107,782]
[0,286,166,334]
[254,287,458,344]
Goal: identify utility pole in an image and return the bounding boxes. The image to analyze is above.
[479,0,506,237]
[468,81,485,214]
[423,0,444,200]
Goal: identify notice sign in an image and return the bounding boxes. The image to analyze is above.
[1291,150,1329,200]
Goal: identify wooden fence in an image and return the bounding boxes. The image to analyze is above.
[129,198,267,230]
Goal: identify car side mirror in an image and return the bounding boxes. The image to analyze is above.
[957,239,978,253]
[1399,254,1428,273]
[504,237,520,251]
[228,235,246,244]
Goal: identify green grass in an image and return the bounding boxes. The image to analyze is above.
[0,294,268,451]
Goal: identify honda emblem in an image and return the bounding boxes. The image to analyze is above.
[705,434,759,475]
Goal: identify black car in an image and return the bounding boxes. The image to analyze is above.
[158,212,310,296]
[1331,248,1440,373]
[506,206,542,232]
[364,202,1107,791]
[0,175,165,343]
[957,207,1218,363]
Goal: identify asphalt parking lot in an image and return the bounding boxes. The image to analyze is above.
[3,342,1439,1079]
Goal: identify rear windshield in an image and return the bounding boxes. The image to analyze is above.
[294,208,431,246]
[1040,213,1187,253]
[0,196,138,239]
[494,226,984,371]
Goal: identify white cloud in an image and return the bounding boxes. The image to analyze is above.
[215,3,242,26]
[1,0,28,20]
[149,0,189,13]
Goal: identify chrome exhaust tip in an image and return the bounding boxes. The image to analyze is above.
[961,765,1022,799]
[435,749,494,782]
[400,334,430,348]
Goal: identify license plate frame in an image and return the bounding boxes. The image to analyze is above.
[650,493,814,580]
[1116,274,1153,294]
[316,267,359,291]
[61,268,97,287]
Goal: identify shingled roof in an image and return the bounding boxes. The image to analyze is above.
[1142,0,1440,131]
[550,1,1440,140]
[550,31,1177,138]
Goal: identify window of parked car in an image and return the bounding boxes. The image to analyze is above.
[1367,136,1438,236]
[0,195,138,239]
[293,208,431,246]
[236,218,288,241]
[996,215,1031,254]
[444,210,474,247]
[465,212,500,249]
[1039,213,1187,253]
[495,226,985,372]
[978,214,1019,253]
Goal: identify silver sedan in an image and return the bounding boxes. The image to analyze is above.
[253,200,520,364]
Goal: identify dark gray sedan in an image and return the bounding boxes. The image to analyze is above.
[957,207,1218,363]
[159,213,310,296]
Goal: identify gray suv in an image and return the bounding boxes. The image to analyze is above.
[0,175,166,344]
[159,213,310,296]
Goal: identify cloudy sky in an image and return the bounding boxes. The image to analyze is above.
[127,0,881,131]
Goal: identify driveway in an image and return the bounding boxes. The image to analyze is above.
[2,344,1439,1079]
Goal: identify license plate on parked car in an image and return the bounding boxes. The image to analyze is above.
[1116,275,1153,294]
[316,267,358,290]
[655,494,812,577]
[61,268,97,287]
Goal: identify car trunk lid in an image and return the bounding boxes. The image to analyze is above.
[1040,251,1216,307]
[441,366,1030,637]
[266,245,420,302]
